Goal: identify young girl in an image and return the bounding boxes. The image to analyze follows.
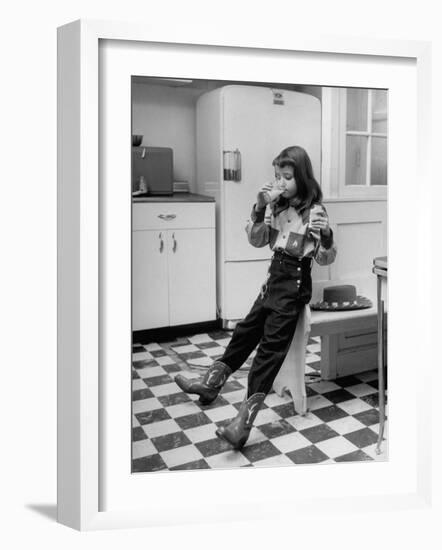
[175,145,337,449]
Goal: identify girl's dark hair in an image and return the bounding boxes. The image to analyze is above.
[272,145,322,213]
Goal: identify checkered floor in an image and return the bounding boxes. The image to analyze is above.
[132,330,388,472]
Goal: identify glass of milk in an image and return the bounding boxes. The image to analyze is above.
[257,181,286,206]
[309,204,326,233]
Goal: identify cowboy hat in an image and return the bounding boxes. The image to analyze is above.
[310,284,372,311]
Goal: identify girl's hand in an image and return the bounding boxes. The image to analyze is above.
[262,181,274,192]
[256,182,279,210]
[256,191,268,210]
[309,211,331,238]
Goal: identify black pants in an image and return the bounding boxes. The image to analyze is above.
[220,252,313,396]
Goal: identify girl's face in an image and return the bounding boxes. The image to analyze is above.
[275,164,297,198]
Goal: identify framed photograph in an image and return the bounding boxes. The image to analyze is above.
[57,19,432,530]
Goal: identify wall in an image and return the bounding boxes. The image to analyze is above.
[294,85,322,100]
[132,83,205,190]
[312,198,387,301]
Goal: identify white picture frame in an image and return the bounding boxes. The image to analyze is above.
[57,19,433,531]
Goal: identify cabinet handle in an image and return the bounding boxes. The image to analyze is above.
[172,233,177,253]
[158,214,176,221]
[159,232,164,253]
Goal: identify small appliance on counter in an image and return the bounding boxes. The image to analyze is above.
[173,180,190,193]
[132,134,143,147]
[132,146,174,196]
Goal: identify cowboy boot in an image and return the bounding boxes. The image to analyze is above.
[174,360,232,405]
[215,392,266,449]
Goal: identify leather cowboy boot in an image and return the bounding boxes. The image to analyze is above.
[215,392,266,449]
[174,360,232,405]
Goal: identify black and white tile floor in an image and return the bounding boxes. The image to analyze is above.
[132,331,388,472]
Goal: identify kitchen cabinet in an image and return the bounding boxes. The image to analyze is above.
[132,230,169,330]
[132,200,216,331]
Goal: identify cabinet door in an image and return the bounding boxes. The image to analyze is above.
[167,228,216,326]
[132,230,169,330]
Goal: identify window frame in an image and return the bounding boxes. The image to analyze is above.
[341,87,388,194]
[321,87,388,200]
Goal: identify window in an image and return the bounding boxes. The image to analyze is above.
[344,88,388,189]
[320,87,388,199]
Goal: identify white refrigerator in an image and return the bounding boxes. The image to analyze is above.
[196,85,321,327]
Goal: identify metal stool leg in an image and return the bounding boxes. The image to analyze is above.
[376,275,386,455]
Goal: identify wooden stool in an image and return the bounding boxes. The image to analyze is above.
[273,305,311,415]
[272,289,380,415]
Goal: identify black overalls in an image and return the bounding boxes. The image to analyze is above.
[220,250,313,396]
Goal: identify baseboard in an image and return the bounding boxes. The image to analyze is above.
[133,319,222,344]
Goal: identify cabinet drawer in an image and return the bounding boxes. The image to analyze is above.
[133,202,215,231]
[338,329,377,351]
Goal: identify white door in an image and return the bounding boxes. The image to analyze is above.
[222,85,321,261]
[167,228,216,326]
[132,230,169,330]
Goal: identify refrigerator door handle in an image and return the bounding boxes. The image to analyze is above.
[234,149,242,182]
[223,149,242,182]
[223,150,232,181]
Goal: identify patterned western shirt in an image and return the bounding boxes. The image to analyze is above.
[246,200,337,266]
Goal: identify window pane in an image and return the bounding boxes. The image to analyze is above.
[372,89,388,133]
[345,135,367,186]
[371,137,387,185]
[346,88,368,131]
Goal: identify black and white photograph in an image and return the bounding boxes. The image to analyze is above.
[6,0,437,541]
[130,78,388,473]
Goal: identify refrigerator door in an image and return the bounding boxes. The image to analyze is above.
[221,86,321,261]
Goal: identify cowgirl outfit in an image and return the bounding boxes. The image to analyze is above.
[219,196,337,396]
[175,195,337,449]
